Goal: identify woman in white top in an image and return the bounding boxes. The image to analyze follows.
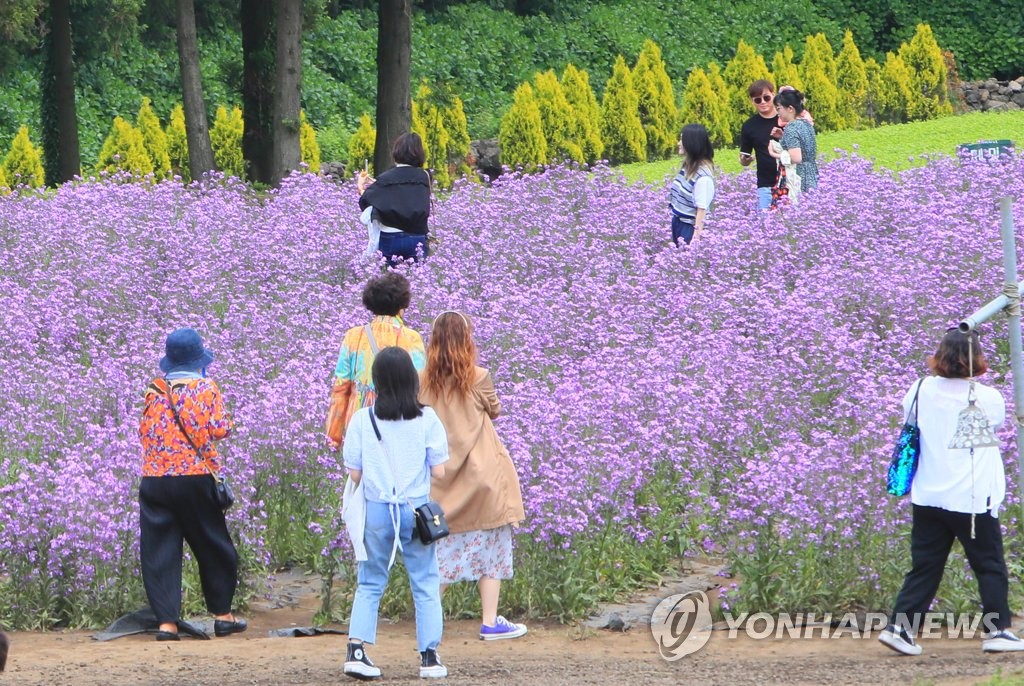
[342,346,450,680]
[668,124,715,246]
[879,329,1023,656]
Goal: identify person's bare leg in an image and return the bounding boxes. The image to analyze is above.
[479,576,501,627]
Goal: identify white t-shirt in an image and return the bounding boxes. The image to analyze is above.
[343,406,449,503]
[905,376,1006,514]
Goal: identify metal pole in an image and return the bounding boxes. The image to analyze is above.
[997,197,1024,515]
[958,281,1024,334]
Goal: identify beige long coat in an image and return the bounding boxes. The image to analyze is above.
[419,367,526,534]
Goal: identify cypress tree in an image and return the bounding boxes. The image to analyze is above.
[444,94,473,178]
[836,31,869,129]
[880,52,918,124]
[723,40,774,139]
[209,106,245,179]
[499,82,548,171]
[771,46,803,93]
[678,67,732,148]
[347,113,376,176]
[599,55,646,165]
[561,64,603,164]
[412,81,452,188]
[533,70,582,163]
[166,104,190,182]
[2,126,46,188]
[0,164,7,190]
[300,111,321,173]
[136,97,172,179]
[898,23,952,120]
[632,39,678,160]
[863,57,886,125]
[96,117,154,177]
[798,33,844,131]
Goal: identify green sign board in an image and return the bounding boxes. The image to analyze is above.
[957,139,1015,160]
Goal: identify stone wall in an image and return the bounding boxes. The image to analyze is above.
[959,77,1024,112]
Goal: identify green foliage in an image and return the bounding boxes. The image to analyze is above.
[678,66,732,148]
[879,51,918,124]
[632,39,678,161]
[209,105,245,179]
[798,33,844,132]
[532,70,582,163]
[444,94,473,178]
[898,23,953,121]
[412,82,453,189]
[560,64,603,164]
[772,45,803,93]
[498,82,548,171]
[0,162,7,189]
[299,111,321,173]
[599,55,645,165]
[836,31,869,129]
[165,104,190,182]
[863,57,886,124]
[135,97,171,180]
[346,113,376,176]
[722,39,774,139]
[315,116,351,165]
[2,125,45,188]
[96,116,154,177]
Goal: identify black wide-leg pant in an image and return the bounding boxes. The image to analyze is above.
[892,504,1011,633]
[139,475,239,623]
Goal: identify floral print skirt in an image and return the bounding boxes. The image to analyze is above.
[436,525,514,584]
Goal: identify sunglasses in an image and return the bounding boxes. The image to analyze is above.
[752,94,773,104]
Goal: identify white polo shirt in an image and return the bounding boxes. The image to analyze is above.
[905,376,1007,515]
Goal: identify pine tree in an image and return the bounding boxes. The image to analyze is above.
[96,117,155,177]
[561,64,603,164]
[166,104,190,182]
[347,113,376,176]
[533,70,582,163]
[411,81,452,188]
[879,52,918,124]
[136,97,172,179]
[444,94,473,178]
[2,126,46,188]
[678,67,732,147]
[898,23,952,120]
[300,111,321,173]
[798,33,844,131]
[209,106,245,179]
[498,82,548,171]
[863,57,886,125]
[599,55,646,165]
[771,46,803,93]
[632,39,678,160]
[836,31,869,129]
[722,40,774,139]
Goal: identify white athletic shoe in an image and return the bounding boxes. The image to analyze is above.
[983,629,1024,652]
[879,625,922,656]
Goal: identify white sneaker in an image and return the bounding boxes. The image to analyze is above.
[879,625,922,656]
[983,629,1024,652]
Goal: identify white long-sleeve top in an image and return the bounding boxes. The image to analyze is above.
[906,376,1007,515]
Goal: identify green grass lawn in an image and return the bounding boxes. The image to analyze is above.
[618,109,1024,184]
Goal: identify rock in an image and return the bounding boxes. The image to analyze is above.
[979,88,990,101]
[321,161,347,181]
[470,139,502,181]
[965,90,981,105]
[1009,80,1023,92]
[605,613,628,632]
[1013,93,1024,107]
[984,100,1009,111]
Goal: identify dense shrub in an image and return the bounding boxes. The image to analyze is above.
[2,125,46,189]
[136,98,172,180]
[498,82,548,171]
[799,33,844,132]
[533,70,581,163]
[96,117,154,177]
[771,46,803,92]
[346,113,376,176]
[836,31,869,129]
[300,111,321,173]
[413,82,453,188]
[165,104,189,182]
[898,23,953,121]
[560,64,603,164]
[879,52,918,124]
[632,40,677,161]
[678,67,733,148]
[210,105,245,179]
[598,55,645,165]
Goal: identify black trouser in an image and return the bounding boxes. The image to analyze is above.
[139,475,239,623]
[892,504,1011,633]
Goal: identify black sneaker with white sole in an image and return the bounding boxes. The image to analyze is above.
[878,624,922,656]
[983,629,1024,652]
[419,648,448,679]
[344,642,382,680]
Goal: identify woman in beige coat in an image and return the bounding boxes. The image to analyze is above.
[419,311,528,641]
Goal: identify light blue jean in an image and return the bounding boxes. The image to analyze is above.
[756,186,773,211]
[348,498,443,652]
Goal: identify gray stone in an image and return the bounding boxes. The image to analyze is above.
[470,138,502,180]
[321,161,347,181]
[1013,93,1024,107]
[984,100,1009,111]
[1009,80,1023,92]
[980,88,990,101]
[965,90,981,105]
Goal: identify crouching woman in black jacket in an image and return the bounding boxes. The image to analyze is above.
[357,132,432,263]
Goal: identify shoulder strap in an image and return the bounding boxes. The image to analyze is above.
[364,324,380,356]
[908,378,924,425]
[162,379,222,481]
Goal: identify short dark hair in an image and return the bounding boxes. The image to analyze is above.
[748,79,775,98]
[928,329,989,378]
[392,132,426,167]
[362,272,412,316]
[372,346,423,420]
[775,89,805,115]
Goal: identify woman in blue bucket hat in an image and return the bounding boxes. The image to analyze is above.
[138,328,247,641]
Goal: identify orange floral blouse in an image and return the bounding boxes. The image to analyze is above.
[139,377,233,477]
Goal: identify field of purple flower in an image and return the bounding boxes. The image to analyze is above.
[1,154,1023,629]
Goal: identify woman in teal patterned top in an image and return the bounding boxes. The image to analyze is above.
[773,89,818,195]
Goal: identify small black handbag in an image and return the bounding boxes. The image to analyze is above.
[368,410,449,543]
[162,380,235,511]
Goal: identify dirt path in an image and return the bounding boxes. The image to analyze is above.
[4,568,1024,685]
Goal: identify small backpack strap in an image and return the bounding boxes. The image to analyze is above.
[364,324,380,356]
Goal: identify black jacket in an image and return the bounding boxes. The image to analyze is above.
[358,165,431,235]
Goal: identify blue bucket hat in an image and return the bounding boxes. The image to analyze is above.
[159,328,214,374]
